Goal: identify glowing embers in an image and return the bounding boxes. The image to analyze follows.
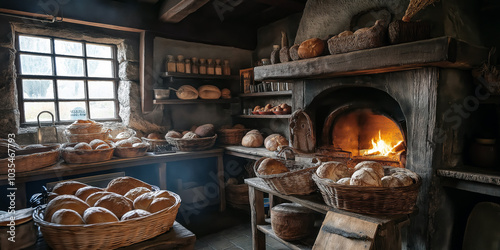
[362,131,404,157]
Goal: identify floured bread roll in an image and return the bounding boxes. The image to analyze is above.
[337,177,351,185]
[106,177,153,195]
[124,187,151,201]
[148,197,176,213]
[83,207,119,224]
[316,161,351,182]
[89,139,107,149]
[52,181,88,195]
[121,209,152,221]
[74,142,92,151]
[152,190,173,199]
[133,192,156,210]
[350,168,382,187]
[391,173,413,186]
[86,191,114,206]
[354,161,384,178]
[75,186,104,201]
[94,193,133,219]
[51,208,84,225]
[257,158,289,175]
[44,195,90,222]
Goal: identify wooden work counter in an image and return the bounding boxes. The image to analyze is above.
[2,149,226,211]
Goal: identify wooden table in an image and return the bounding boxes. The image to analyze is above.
[245,178,411,250]
[28,221,196,250]
[2,149,226,211]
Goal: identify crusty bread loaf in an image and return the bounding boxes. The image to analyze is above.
[381,176,400,187]
[74,142,92,151]
[86,191,114,206]
[242,131,263,148]
[298,38,325,59]
[257,158,289,175]
[165,131,182,138]
[115,140,133,148]
[106,177,153,196]
[221,88,231,99]
[75,186,104,201]
[124,187,152,201]
[95,144,111,150]
[89,139,107,149]
[354,161,384,178]
[350,168,382,187]
[289,44,300,61]
[51,208,85,225]
[121,209,152,221]
[316,161,351,182]
[83,207,119,224]
[391,173,413,186]
[182,131,200,139]
[147,133,163,139]
[52,181,88,195]
[337,177,351,185]
[44,195,90,222]
[264,134,289,151]
[148,197,176,213]
[198,85,221,100]
[176,85,198,100]
[133,192,156,210]
[94,193,133,219]
[152,190,173,199]
[194,124,215,137]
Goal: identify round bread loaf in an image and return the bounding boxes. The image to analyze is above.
[153,190,173,199]
[74,142,92,151]
[48,192,59,202]
[133,192,156,210]
[94,193,133,219]
[115,140,133,148]
[316,161,351,182]
[242,131,263,148]
[89,139,107,149]
[257,158,289,175]
[83,207,119,224]
[264,134,289,151]
[106,176,153,195]
[147,133,162,139]
[350,168,382,187]
[391,173,413,186]
[165,131,182,138]
[121,209,152,221]
[194,124,215,137]
[148,197,176,213]
[44,195,90,222]
[354,161,384,178]
[52,181,88,195]
[182,131,200,139]
[51,208,84,225]
[124,187,151,201]
[381,176,400,187]
[298,38,325,59]
[75,186,104,201]
[337,177,351,185]
[198,85,221,100]
[95,144,111,150]
[86,191,114,206]
[221,88,231,99]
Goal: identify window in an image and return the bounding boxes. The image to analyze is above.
[16,34,119,123]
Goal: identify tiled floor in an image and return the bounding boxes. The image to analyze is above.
[194,222,289,250]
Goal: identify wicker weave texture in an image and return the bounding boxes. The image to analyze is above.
[33,192,181,250]
[166,135,217,151]
[313,167,421,215]
[61,143,114,164]
[0,145,60,174]
[254,157,320,195]
[113,146,148,158]
[217,129,249,145]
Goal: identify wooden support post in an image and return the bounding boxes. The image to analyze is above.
[249,186,266,250]
[158,163,167,190]
[140,30,154,113]
[217,155,226,212]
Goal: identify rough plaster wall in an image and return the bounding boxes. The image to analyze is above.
[0,18,18,138]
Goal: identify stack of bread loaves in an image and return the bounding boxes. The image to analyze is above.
[113,137,149,158]
[45,177,179,225]
[65,120,107,143]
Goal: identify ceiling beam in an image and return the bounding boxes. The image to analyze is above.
[159,0,210,23]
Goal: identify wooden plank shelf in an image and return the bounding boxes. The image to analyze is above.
[237,115,291,119]
[257,224,314,250]
[437,166,500,197]
[153,98,238,105]
[160,71,239,81]
[239,90,292,97]
[253,37,488,81]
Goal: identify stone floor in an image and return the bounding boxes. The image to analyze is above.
[194,222,289,250]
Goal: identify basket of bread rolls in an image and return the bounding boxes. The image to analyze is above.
[312,161,421,215]
[253,148,321,195]
[113,137,148,158]
[0,140,61,174]
[32,177,180,250]
[142,132,169,152]
[65,119,109,143]
[61,139,114,164]
[165,124,217,151]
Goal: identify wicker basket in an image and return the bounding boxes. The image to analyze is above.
[114,145,148,158]
[0,144,60,174]
[64,129,110,143]
[226,183,250,205]
[33,192,181,250]
[61,143,114,164]
[217,129,249,145]
[166,135,217,151]
[141,137,169,152]
[254,157,321,195]
[66,122,103,134]
[313,166,421,215]
[108,128,137,142]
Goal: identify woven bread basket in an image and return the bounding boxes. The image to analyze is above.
[61,143,114,164]
[217,129,249,145]
[166,135,217,151]
[64,129,110,143]
[254,157,321,195]
[313,166,421,215]
[0,144,60,174]
[33,191,181,250]
[113,145,148,158]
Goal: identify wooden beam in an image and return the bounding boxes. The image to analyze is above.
[140,31,155,113]
[159,0,210,23]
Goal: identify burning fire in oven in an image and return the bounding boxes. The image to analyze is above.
[362,131,404,157]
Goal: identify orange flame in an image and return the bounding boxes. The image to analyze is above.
[364,131,404,156]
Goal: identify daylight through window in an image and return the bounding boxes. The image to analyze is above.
[16,34,119,123]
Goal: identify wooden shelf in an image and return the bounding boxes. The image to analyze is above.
[153,98,238,105]
[160,71,239,81]
[239,90,292,97]
[257,224,314,250]
[253,37,488,81]
[437,166,500,197]
[237,115,291,119]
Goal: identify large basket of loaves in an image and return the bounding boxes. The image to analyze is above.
[312,161,421,215]
[254,155,321,196]
[32,177,181,250]
[61,140,115,164]
[165,124,217,151]
[0,140,60,174]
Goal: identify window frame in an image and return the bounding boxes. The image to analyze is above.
[15,33,120,125]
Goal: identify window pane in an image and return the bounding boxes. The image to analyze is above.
[24,102,55,122]
[88,81,114,98]
[86,44,112,58]
[54,39,83,56]
[89,101,115,119]
[55,57,84,76]
[20,54,52,75]
[87,59,113,77]
[23,80,54,99]
[59,102,87,121]
[57,80,85,99]
[19,35,51,53]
